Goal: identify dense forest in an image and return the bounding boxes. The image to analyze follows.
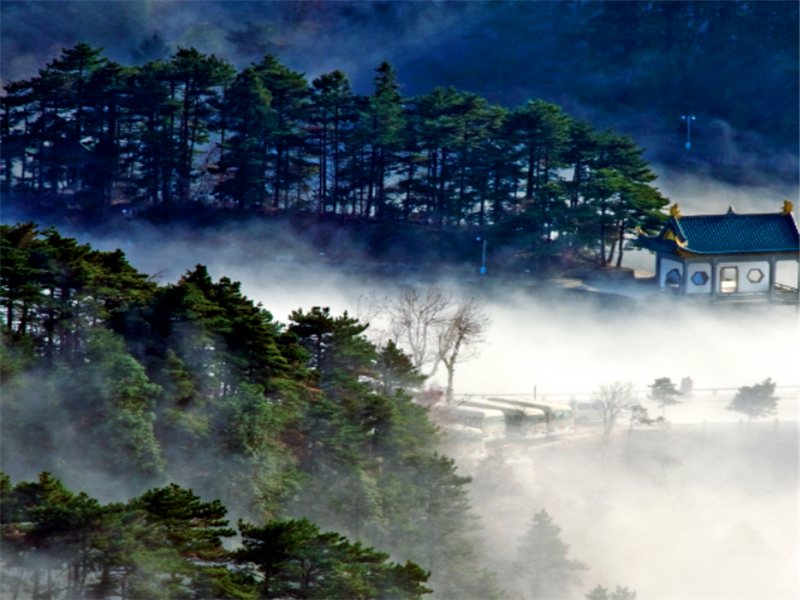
[1,473,433,600]
[0,222,501,598]
[1,223,643,599]
[1,42,670,271]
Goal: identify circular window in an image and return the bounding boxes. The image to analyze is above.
[747,268,764,283]
[691,271,709,286]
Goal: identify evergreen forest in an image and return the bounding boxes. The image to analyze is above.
[0,222,507,599]
[1,43,671,271]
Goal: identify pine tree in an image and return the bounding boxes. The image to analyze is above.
[167,48,236,204]
[464,104,518,227]
[726,378,779,423]
[236,517,431,599]
[515,508,587,599]
[127,58,177,206]
[376,339,427,395]
[215,66,275,209]
[129,483,236,562]
[79,59,133,206]
[309,70,356,215]
[581,132,663,266]
[648,377,682,418]
[356,62,405,218]
[408,86,478,227]
[502,100,572,262]
[0,80,36,196]
[586,584,637,600]
[252,55,309,208]
[77,329,165,481]
[0,472,115,599]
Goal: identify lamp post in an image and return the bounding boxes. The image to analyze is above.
[681,114,696,149]
[476,236,487,274]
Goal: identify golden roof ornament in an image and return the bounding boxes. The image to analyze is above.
[782,200,793,215]
[669,204,682,219]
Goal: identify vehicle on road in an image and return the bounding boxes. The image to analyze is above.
[442,424,487,460]
[449,405,506,440]
[495,398,575,436]
[462,398,546,439]
[569,399,604,424]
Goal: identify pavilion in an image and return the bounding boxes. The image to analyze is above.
[637,201,799,301]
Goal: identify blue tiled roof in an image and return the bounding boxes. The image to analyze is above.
[673,213,799,254]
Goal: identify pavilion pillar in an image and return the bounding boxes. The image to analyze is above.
[711,257,718,300]
[769,255,777,301]
[795,257,800,303]
[681,259,688,295]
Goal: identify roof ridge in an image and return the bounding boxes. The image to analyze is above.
[681,212,791,218]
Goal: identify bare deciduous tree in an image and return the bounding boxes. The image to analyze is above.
[373,287,490,401]
[436,296,490,401]
[594,381,637,441]
[384,287,451,376]
[355,291,392,349]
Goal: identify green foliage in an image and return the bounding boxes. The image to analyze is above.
[215,66,275,208]
[0,222,157,359]
[128,482,236,567]
[236,517,431,599]
[726,378,779,422]
[250,54,310,208]
[1,226,503,598]
[648,376,682,416]
[2,44,671,267]
[627,404,663,434]
[1,319,164,487]
[586,584,637,600]
[80,329,165,478]
[309,69,356,215]
[0,474,257,599]
[516,508,587,599]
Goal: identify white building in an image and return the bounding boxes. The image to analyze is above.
[638,202,799,301]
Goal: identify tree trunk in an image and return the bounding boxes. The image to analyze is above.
[616,220,626,267]
[319,117,327,215]
[607,239,616,265]
[446,363,455,403]
[332,115,340,215]
[599,201,608,266]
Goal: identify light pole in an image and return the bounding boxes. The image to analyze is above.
[681,114,696,149]
[476,236,487,274]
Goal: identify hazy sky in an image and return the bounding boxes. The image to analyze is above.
[2,1,502,93]
[3,0,797,179]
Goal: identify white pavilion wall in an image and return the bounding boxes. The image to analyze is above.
[661,257,773,294]
[685,262,712,294]
[659,257,683,289]
[719,260,770,293]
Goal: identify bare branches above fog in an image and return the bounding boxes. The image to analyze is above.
[361,287,491,400]
[594,381,637,442]
[436,296,491,401]
[384,287,452,376]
